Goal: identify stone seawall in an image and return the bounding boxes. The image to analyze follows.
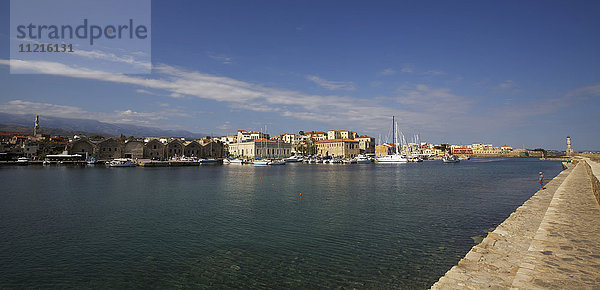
[432,159,600,289]
[582,159,600,206]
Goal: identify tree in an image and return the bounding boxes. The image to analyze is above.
[298,131,305,136]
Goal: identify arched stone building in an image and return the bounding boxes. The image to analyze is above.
[184,141,202,157]
[123,140,144,159]
[144,139,165,159]
[69,138,95,157]
[165,139,184,159]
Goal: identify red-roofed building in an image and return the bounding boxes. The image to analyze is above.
[316,138,359,158]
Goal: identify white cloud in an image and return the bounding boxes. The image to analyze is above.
[380,68,396,75]
[306,75,356,91]
[0,59,539,136]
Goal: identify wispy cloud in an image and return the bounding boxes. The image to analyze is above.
[424,70,444,76]
[400,65,413,73]
[207,53,234,65]
[306,75,356,91]
[380,68,396,76]
[497,80,517,89]
[4,58,585,138]
[72,49,151,70]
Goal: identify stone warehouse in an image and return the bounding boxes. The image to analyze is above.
[68,137,224,160]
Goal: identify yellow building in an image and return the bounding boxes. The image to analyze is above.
[316,138,359,158]
[327,130,357,140]
[375,143,396,156]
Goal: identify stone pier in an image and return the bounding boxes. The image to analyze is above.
[432,158,600,289]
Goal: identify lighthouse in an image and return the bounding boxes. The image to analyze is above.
[566,136,573,156]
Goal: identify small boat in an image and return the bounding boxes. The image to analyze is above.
[199,158,218,164]
[284,155,303,162]
[43,160,51,165]
[443,155,460,163]
[108,158,137,167]
[222,158,231,164]
[230,158,244,164]
[253,159,269,166]
[268,159,286,165]
[355,155,372,164]
[17,157,29,165]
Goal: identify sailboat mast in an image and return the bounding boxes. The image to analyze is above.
[393,116,398,155]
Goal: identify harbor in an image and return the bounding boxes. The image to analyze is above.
[0,158,565,288]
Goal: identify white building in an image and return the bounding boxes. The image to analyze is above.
[228,139,292,159]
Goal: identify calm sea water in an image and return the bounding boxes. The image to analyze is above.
[0,158,562,288]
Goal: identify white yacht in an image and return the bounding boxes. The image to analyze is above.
[355,155,372,164]
[108,158,137,167]
[253,159,269,166]
[284,155,303,162]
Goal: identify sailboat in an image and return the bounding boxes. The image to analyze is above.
[254,128,270,166]
[376,116,408,163]
[268,140,286,165]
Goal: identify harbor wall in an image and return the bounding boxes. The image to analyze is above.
[582,159,600,206]
[431,158,600,289]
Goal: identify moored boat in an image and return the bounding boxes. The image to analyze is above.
[108,158,137,167]
[16,157,29,165]
[284,155,303,162]
[443,155,460,163]
[199,158,218,164]
[375,116,409,163]
[268,159,286,165]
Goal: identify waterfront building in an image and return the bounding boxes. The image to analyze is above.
[123,140,144,159]
[355,136,376,155]
[375,143,398,156]
[316,138,360,158]
[144,139,166,159]
[166,139,185,158]
[228,138,292,159]
[184,141,202,157]
[22,143,38,158]
[97,138,123,160]
[237,130,270,142]
[69,138,95,157]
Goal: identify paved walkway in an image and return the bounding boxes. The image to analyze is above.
[432,159,600,289]
[512,160,600,288]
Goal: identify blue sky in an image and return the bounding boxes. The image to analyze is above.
[1,0,599,150]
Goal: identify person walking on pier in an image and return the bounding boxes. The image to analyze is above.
[539,172,545,190]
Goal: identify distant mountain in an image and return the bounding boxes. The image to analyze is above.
[0,113,205,138]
